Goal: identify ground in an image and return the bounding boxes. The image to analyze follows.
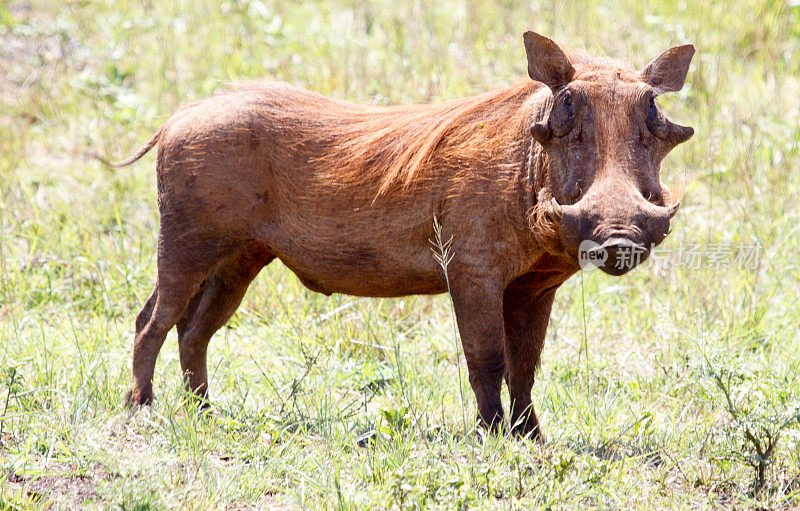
[1,0,800,509]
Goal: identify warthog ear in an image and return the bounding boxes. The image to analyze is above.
[641,44,695,94]
[523,31,575,92]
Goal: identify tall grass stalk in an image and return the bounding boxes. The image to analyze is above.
[429,215,468,434]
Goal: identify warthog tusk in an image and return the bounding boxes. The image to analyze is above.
[668,200,680,219]
[550,197,563,219]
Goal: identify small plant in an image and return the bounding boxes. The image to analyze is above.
[390,470,414,510]
[380,405,410,434]
[694,341,800,495]
[0,365,23,445]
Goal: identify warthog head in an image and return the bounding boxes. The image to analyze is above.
[524,32,694,275]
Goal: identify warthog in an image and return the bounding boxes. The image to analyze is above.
[115,32,693,440]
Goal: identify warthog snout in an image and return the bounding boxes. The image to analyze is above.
[559,186,680,275]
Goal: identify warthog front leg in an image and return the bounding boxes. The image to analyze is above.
[502,276,558,442]
[449,281,506,431]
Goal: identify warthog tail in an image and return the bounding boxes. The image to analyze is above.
[107,127,163,168]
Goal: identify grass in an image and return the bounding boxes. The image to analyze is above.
[1,0,800,508]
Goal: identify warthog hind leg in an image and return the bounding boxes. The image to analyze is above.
[175,243,273,402]
[135,287,158,336]
[125,233,240,407]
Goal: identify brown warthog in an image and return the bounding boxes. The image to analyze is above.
[115,32,694,440]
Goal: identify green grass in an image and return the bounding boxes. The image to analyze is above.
[2,0,800,508]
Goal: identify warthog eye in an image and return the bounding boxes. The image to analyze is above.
[646,95,664,136]
[551,89,576,137]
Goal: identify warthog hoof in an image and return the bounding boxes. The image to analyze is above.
[124,386,153,407]
[512,425,546,445]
